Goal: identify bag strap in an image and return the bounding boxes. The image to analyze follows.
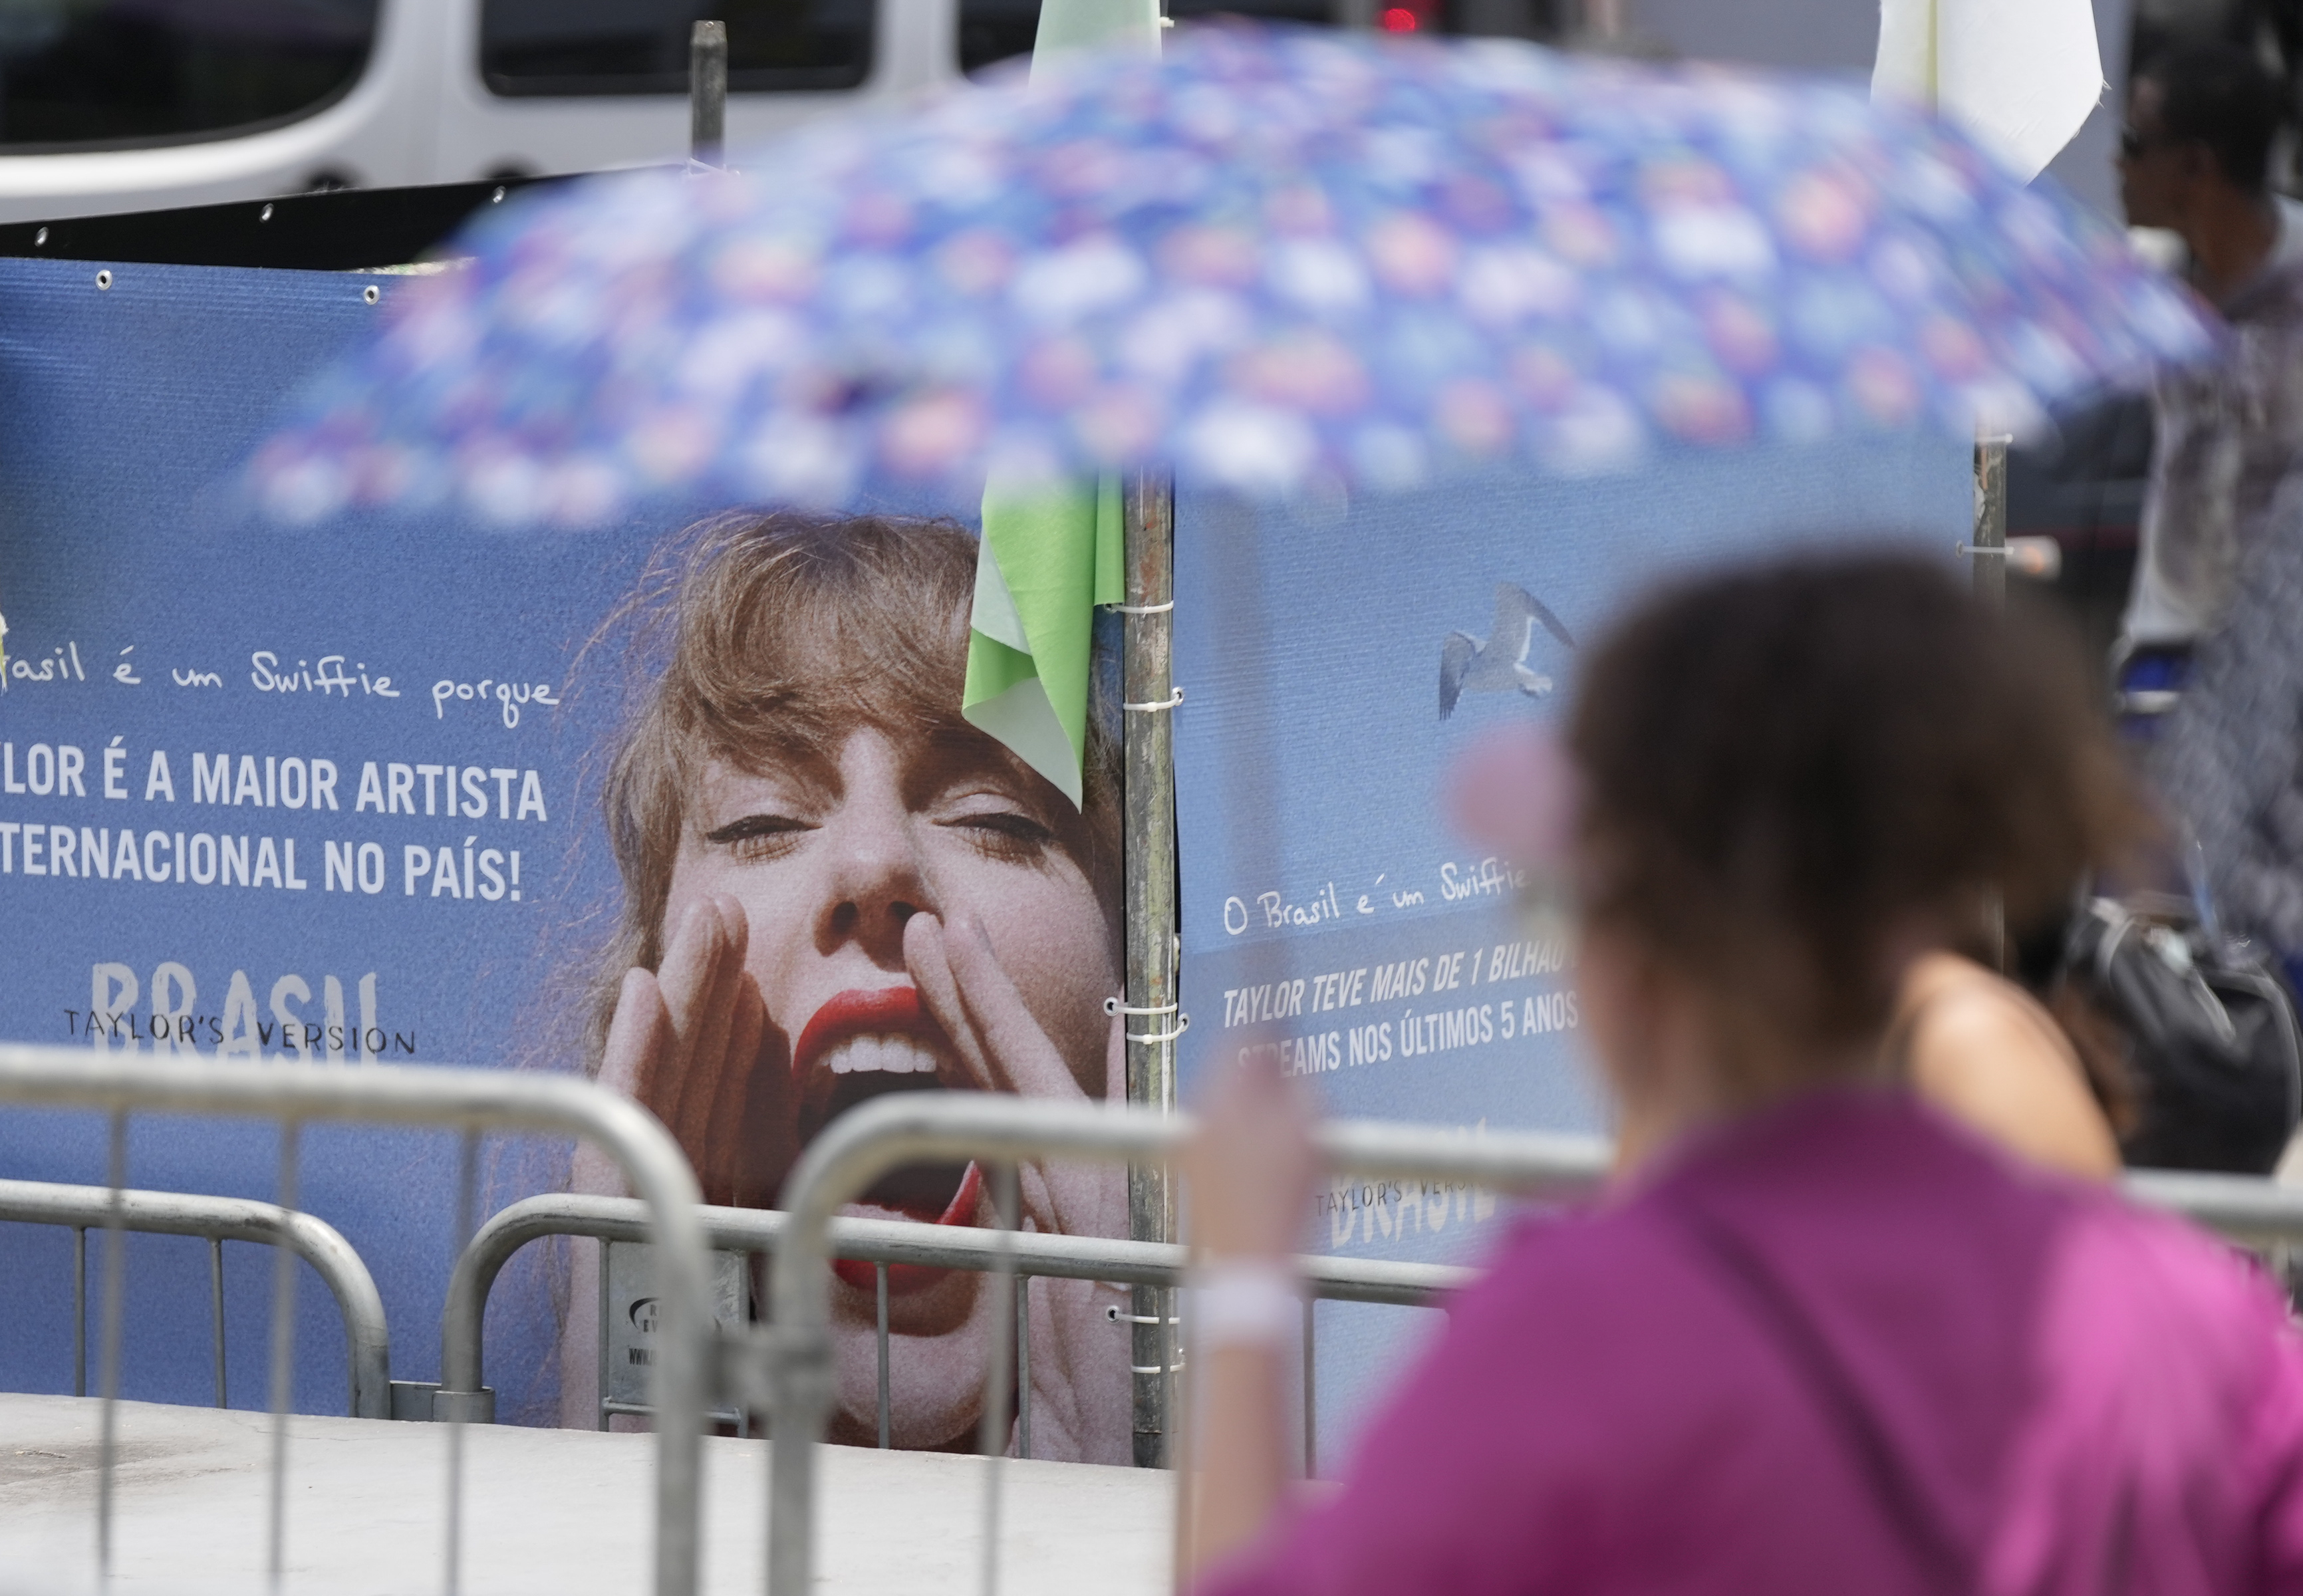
[1665,1196,1970,1593]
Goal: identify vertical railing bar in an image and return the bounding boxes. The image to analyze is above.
[1016,1273,1031,1462]
[1162,1279,1178,1469]
[444,1128,478,1596]
[211,1237,228,1408]
[95,1109,128,1585]
[596,1236,612,1432]
[1301,1297,1316,1479]
[976,1163,1018,1596]
[264,1120,301,1596]
[875,1262,890,1450]
[72,1226,86,1398]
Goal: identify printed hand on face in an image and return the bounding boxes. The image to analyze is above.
[599,893,795,1208]
[904,908,1127,1244]
[906,908,1133,1461]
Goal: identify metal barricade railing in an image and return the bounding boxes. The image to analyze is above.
[0,1176,392,1419]
[0,1044,714,1596]
[17,1045,2303,1596]
[436,1192,1478,1452]
[745,1092,2303,1596]
[754,1091,1615,1596]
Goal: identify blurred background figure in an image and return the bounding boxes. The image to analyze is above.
[1184,553,2303,1595]
[2113,41,2303,728]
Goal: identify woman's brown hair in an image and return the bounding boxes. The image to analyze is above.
[583,510,1123,1071]
[1567,551,2143,1098]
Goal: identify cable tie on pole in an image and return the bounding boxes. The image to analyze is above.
[1125,1014,1190,1045]
[1123,686,1184,713]
[1104,998,1179,1017]
[1103,599,1175,616]
[1954,542,2010,558]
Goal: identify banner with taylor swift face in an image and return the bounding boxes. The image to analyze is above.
[0,256,1131,1458]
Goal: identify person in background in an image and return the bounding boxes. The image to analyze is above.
[1186,554,2303,1595]
[2113,42,2303,727]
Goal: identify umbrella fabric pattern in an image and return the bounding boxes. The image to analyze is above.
[251,24,2213,529]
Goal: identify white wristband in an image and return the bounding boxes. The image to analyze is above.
[1190,1261,1301,1350]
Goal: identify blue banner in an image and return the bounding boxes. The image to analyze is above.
[0,257,1138,1464]
[1171,440,1973,1467]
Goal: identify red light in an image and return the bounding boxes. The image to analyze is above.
[1379,6,1419,28]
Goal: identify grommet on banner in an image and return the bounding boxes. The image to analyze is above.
[94,270,111,291]
[1123,686,1184,714]
[259,203,274,223]
[363,285,381,306]
[33,227,46,248]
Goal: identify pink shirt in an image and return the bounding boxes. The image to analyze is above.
[1202,1090,2303,1595]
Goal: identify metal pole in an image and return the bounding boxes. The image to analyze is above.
[444,1129,479,1596]
[1972,430,2010,970]
[875,1263,890,1450]
[1972,432,2010,612]
[1301,1298,1316,1479]
[976,1164,1018,1596]
[265,1122,301,1596]
[690,21,728,168]
[72,1227,85,1398]
[1121,470,1180,1469]
[211,1238,228,1408]
[1015,1275,1031,1462]
[95,1111,127,1584]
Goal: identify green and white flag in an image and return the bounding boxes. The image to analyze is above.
[962,0,1160,806]
[964,475,1126,809]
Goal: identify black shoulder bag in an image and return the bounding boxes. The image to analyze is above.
[2059,891,2302,1175]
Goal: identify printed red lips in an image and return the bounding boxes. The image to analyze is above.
[791,984,980,1293]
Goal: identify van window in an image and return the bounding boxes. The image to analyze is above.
[956,0,1562,71]
[0,0,377,151]
[482,0,873,95]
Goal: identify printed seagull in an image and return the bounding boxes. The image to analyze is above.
[1439,583,1576,720]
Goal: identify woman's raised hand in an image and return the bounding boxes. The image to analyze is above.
[1185,1052,1319,1262]
[599,893,791,1208]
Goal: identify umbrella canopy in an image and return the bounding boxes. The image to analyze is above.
[251,23,2211,528]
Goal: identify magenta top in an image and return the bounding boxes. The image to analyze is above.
[1200,1090,2303,1596]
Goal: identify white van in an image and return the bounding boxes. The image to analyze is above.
[0,0,1379,225]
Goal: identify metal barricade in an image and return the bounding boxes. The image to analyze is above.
[438,1192,1477,1448]
[0,1177,392,1418]
[755,1091,1614,1596]
[0,1043,715,1596]
[747,1092,2303,1596]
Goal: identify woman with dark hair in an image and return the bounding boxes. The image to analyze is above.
[1186,553,2303,1592]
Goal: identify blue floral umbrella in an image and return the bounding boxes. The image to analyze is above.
[251,24,2211,527]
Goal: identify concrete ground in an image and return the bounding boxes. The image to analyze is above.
[0,1394,1174,1595]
